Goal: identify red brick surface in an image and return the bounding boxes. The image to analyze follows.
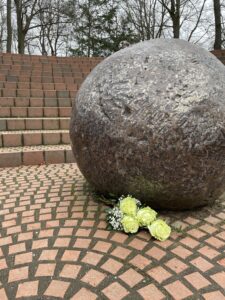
[0,53,102,167]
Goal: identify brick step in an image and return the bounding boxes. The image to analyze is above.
[0,74,87,84]
[0,88,77,98]
[0,64,97,72]
[0,117,70,131]
[0,69,92,77]
[0,107,71,117]
[0,55,102,63]
[0,60,100,65]
[0,130,70,147]
[0,55,102,62]
[0,144,74,167]
[0,67,98,74]
[0,53,98,167]
[0,97,73,107]
[0,82,79,90]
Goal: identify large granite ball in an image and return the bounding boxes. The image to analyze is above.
[70,39,225,210]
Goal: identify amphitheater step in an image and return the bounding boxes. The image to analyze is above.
[0,52,102,166]
[0,117,70,131]
[0,107,72,117]
[3,72,85,86]
[0,70,91,76]
[0,81,78,90]
[0,130,70,147]
[0,145,74,167]
[0,63,98,70]
[0,88,77,98]
[0,74,86,84]
[0,60,102,69]
[0,97,73,107]
[0,62,97,70]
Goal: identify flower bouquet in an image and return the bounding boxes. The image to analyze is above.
[106,195,171,241]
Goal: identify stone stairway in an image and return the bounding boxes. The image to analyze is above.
[0,53,102,168]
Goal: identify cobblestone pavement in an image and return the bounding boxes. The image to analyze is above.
[0,163,224,300]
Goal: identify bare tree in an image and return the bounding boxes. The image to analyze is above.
[158,0,208,42]
[34,0,71,56]
[159,0,187,38]
[7,0,12,52]
[38,4,48,55]
[0,0,7,52]
[187,0,207,42]
[123,0,168,41]
[213,0,222,49]
[14,0,49,54]
[0,0,220,55]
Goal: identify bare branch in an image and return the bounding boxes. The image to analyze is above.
[188,0,207,41]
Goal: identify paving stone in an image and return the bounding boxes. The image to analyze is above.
[119,269,144,287]
[111,246,131,259]
[14,252,32,265]
[101,258,123,274]
[44,280,70,298]
[165,257,189,274]
[130,254,151,269]
[210,271,225,289]
[198,246,220,259]
[138,284,165,300]
[71,287,97,300]
[39,249,58,261]
[8,266,29,283]
[82,251,103,266]
[184,272,211,289]
[61,250,80,261]
[165,280,193,299]
[171,245,192,258]
[81,269,106,287]
[54,237,71,247]
[146,246,166,260]
[147,266,172,284]
[102,282,129,300]
[35,263,56,277]
[73,238,91,248]
[203,291,225,300]
[16,281,38,298]
[59,264,81,279]
[0,259,7,270]
[0,288,8,300]
[93,241,112,253]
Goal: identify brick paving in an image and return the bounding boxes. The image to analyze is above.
[0,163,224,299]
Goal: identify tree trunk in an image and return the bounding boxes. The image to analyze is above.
[173,0,180,38]
[173,16,180,38]
[160,0,180,39]
[18,31,25,54]
[15,0,28,54]
[213,0,222,49]
[7,0,12,53]
[15,0,26,54]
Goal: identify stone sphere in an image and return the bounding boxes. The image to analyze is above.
[70,39,225,210]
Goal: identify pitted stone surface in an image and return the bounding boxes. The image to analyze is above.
[70,39,225,210]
